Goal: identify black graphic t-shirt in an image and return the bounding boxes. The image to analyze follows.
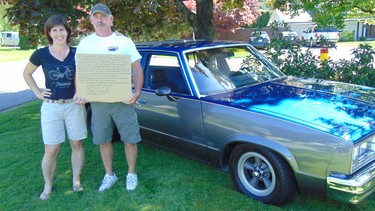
[30,46,76,100]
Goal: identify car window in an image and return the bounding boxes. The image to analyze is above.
[145,54,190,95]
[186,46,284,95]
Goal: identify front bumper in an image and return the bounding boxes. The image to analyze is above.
[327,163,375,204]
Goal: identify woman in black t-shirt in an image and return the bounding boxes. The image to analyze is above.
[23,15,87,200]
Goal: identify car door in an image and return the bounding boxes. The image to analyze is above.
[136,52,208,161]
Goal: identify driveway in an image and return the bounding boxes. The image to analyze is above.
[302,46,354,61]
[0,60,44,112]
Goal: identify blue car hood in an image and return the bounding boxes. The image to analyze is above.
[203,76,375,142]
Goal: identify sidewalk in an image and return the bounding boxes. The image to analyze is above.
[0,60,44,112]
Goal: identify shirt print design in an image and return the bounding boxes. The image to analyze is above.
[108,46,119,51]
[48,66,73,88]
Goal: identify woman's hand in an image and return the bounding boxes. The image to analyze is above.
[38,88,52,100]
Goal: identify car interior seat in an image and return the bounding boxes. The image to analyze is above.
[150,69,179,92]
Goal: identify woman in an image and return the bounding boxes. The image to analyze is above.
[23,15,87,200]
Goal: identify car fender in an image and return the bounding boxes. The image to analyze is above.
[220,134,299,173]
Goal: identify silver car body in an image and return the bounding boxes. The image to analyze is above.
[132,41,375,204]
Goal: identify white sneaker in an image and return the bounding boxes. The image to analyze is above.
[126,173,138,191]
[98,173,118,192]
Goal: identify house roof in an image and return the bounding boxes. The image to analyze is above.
[268,9,312,24]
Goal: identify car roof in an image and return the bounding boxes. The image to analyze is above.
[135,40,247,52]
[281,31,297,35]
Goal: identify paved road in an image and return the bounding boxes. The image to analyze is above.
[0,60,44,112]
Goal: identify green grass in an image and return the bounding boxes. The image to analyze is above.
[0,47,35,62]
[1,101,375,210]
[337,40,375,48]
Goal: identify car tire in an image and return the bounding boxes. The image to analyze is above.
[229,144,296,205]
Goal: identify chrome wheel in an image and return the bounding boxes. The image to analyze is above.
[229,144,296,205]
[237,151,276,196]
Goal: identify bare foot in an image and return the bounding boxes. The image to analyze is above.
[39,191,51,200]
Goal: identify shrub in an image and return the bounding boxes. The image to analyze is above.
[358,36,367,41]
[339,30,354,42]
[265,37,375,88]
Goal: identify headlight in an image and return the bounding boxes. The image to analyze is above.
[352,136,375,172]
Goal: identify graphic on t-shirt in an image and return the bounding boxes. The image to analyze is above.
[48,66,74,81]
[108,46,119,51]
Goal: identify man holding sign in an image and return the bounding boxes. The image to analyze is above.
[76,3,143,192]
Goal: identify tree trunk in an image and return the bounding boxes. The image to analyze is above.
[175,0,216,41]
[194,0,215,41]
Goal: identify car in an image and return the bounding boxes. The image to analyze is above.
[87,40,375,205]
[249,31,270,49]
[0,31,19,46]
[277,31,301,48]
[302,27,340,47]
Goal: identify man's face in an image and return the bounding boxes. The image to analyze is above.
[89,12,113,31]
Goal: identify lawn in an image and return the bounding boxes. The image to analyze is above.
[0,47,34,62]
[337,40,375,49]
[1,101,375,210]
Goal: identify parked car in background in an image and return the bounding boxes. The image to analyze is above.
[277,31,301,48]
[0,32,19,46]
[302,26,340,47]
[87,40,375,205]
[249,31,270,49]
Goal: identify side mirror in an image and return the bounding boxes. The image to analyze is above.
[155,86,177,101]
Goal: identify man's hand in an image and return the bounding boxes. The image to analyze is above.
[122,91,141,105]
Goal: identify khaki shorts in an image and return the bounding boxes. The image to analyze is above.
[90,102,141,145]
[41,102,87,145]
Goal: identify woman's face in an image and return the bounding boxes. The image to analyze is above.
[49,25,68,45]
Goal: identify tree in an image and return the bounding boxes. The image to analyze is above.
[102,0,192,41]
[5,0,87,49]
[5,0,260,48]
[266,0,375,29]
[0,4,18,32]
[176,0,260,40]
[104,0,260,41]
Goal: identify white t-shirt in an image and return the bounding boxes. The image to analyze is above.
[76,32,141,63]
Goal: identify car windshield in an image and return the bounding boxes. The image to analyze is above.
[186,46,285,95]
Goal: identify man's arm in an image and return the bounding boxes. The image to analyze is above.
[123,59,143,104]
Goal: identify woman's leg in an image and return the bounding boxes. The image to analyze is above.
[40,144,60,200]
[70,140,84,191]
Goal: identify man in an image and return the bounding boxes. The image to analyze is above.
[76,3,143,192]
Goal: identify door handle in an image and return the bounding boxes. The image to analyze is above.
[137,99,147,105]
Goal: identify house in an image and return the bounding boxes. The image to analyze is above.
[268,9,374,40]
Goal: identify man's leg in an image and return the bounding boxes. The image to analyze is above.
[98,141,118,192]
[125,143,138,191]
[124,143,137,173]
[100,141,114,175]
